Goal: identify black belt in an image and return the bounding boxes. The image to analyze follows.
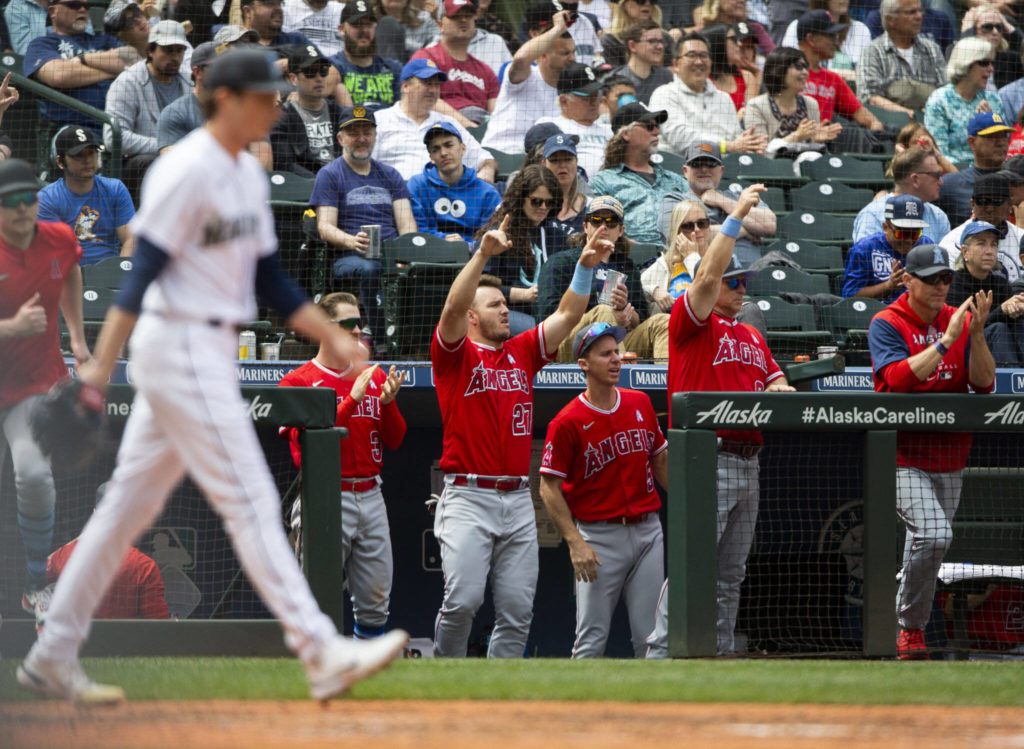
[146,310,243,332]
[604,512,653,525]
[719,440,761,458]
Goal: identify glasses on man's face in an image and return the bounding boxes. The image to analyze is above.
[632,0,658,6]
[681,51,711,62]
[974,196,1008,207]
[636,120,660,132]
[0,191,38,208]
[301,64,332,78]
[679,218,711,233]
[587,214,622,228]
[725,276,748,291]
[331,317,363,331]
[791,60,809,71]
[973,59,995,68]
[687,159,719,170]
[979,22,1004,34]
[641,36,665,46]
[915,271,953,286]
[890,225,923,241]
[529,196,556,209]
[914,170,943,181]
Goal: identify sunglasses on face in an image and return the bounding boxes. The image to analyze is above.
[974,196,1008,206]
[0,191,38,208]
[791,60,809,71]
[973,59,995,68]
[890,225,923,241]
[301,64,332,78]
[679,218,711,233]
[687,159,719,169]
[725,276,748,290]
[635,120,659,132]
[914,271,953,286]
[331,317,363,330]
[632,0,658,5]
[587,214,622,227]
[979,22,1004,34]
[528,196,556,208]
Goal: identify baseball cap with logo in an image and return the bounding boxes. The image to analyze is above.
[684,141,723,166]
[55,125,103,157]
[904,244,950,277]
[884,194,928,229]
[796,9,848,41]
[587,195,624,219]
[443,0,477,16]
[557,62,602,95]
[287,43,324,71]
[973,172,1011,201]
[611,101,668,133]
[400,58,448,82]
[149,19,187,46]
[423,120,462,144]
[692,254,759,281]
[573,321,627,359]
[961,220,1000,245]
[205,48,294,92]
[733,21,756,40]
[213,25,260,45]
[543,133,577,159]
[341,0,375,24]
[103,0,141,33]
[339,105,376,129]
[0,159,42,198]
[525,0,572,33]
[969,111,1014,137]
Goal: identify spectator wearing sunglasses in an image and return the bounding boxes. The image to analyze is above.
[963,4,1023,91]
[24,0,141,129]
[923,38,1006,168]
[853,146,950,244]
[643,197,706,315]
[271,45,341,176]
[538,195,671,361]
[939,172,1024,284]
[843,194,934,304]
[948,221,1024,365]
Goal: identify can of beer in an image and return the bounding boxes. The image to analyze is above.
[817,345,839,359]
[260,342,280,361]
[238,330,256,361]
[361,224,382,260]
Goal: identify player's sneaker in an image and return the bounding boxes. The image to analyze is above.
[21,585,54,632]
[17,651,125,705]
[306,629,409,701]
[897,628,928,660]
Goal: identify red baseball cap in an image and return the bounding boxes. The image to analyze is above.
[443,0,476,16]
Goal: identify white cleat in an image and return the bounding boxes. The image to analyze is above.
[306,629,409,702]
[16,650,125,705]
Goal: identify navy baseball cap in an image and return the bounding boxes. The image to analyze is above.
[904,244,951,277]
[55,125,103,157]
[400,58,448,82]
[542,133,577,158]
[974,172,1011,201]
[961,220,1000,244]
[338,104,376,130]
[557,63,602,96]
[611,101,668,134]
[969,111,1013,137]
[525,122,569,152]
[423,121,462,144]
[0,159,42,197]
[796,9,848,40]
[191,41,221,69]
[205,48,293,92]
[884,194,927,229]
[692,254,759,281]
[573,321,627,359]
[341,0,375,23]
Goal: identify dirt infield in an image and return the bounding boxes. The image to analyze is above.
[4,700,1024,748]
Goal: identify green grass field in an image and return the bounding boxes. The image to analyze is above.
[3,657,1023,706]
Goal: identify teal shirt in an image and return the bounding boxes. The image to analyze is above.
[587,164,689,244]
[923,84,1006,166]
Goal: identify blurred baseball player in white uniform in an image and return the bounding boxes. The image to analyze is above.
[17,49,407,705]
[539,321,668,658]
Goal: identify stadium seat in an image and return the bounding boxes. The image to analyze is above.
[722,153,807,188]
[790,181,875,215]
[763,239,845,293]
[724,182,789,214]
[800,155,889,191]
[268,171,314,205]
[484,148,526,181]
[819,296,885,362]
[748,295,833,359]
[630,242,663,271]
[746,266,831,297]
[82,256,133,290]
[381,233,470,357]
[466,119,488,143]
[777,210,855,246]
[652,151,685,175]
[865,104,915,130]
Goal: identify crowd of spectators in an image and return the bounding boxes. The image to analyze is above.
[2,0,1024,363]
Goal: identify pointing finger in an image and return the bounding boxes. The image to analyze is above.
[499,213,511,232]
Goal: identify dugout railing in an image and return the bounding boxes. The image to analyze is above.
[667,392,1024,660]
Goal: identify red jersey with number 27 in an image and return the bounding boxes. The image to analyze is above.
[432,324,552,476]
[540,388,666,522]
[668,288,784,441]
[279,359,407,478]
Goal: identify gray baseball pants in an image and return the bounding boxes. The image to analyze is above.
[340,484,393,635]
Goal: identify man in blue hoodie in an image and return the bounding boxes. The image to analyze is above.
[408,121,500,243]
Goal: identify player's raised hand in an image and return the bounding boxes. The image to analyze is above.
[478,214,513,257]
[12,292,46,336]
[579,224,615,268]
[0,72,20,114]
[568,537,601,583]
[968,290,992,335]
[379,364,405,405]
[943,295,975,344]
[730,183,765,221]
[350,363,380,403]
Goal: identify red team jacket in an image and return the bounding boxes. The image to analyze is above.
[0,222,81,410]
[668,288,784,442]
[869,294,993,472]
[431,325,552,477]
[279,360,407,477]
[540,388,667,522]
[47,540,170,619]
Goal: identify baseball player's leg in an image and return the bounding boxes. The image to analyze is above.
[621,313,670,361]
[645,579,669,659]
[2,397,56,595]
[895,467,960,630]
[557,306,616,362]
[487,489,539,658]
[622,518,665,658]
[571,523,628,658]
[433,483,499,657]
[33,393,186,663]
[347,487,393,637]
[716,453,759,654]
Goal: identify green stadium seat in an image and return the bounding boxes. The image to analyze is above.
[722,153,807,188]
[777,210,855,246]
[865,104,916,130]
[652,151,685,175]
[746,265,831,297]
[800,155,889,191]
[82,256,133,290]
[466,119,488,143]
[724,181,789,213]
[268,171,314,205]
[484,148,526,181]
[763,239,845,293]
[748,295,833,359]
[790,181,875,215]
[819,296,885,361]
[630,241,663,271]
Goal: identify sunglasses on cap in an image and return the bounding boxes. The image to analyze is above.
[331,317,363,330]
[528,196,556,208]
[0,191,38,208]
[725,276,748,290]
[974,195,1008,206]
[888,224,923,241]
[679,218,710,233]
[913,271,953,286]
[301,63,332,78]
[576,321,615,357]
[587,214,622,227]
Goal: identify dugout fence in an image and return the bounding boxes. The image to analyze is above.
[667,392,1024,660]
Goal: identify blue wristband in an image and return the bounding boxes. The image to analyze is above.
[570,261,594,296]
[721,216,743,239]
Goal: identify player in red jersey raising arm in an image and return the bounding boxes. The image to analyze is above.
[431,213,614,658]
[539,321,668,658]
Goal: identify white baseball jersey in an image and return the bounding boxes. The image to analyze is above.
[132,128,278,325]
